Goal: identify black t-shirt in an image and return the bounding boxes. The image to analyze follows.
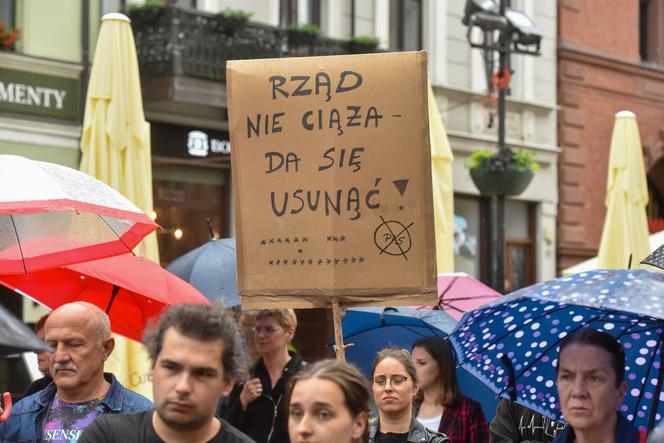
[78,410,254,443]
[375,430,409,443]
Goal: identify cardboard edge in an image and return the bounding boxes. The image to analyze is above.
[226,61,248,294]
[416,51,437,290]
[240,291,438,309]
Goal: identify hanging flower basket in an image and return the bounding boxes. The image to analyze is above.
[470,165,534,196]
[466,148,538,197]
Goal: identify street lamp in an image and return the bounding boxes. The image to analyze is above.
[462,0,542,293]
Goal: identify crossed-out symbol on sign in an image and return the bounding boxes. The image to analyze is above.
[373,216,413,261]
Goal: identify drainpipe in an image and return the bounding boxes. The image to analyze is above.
[80,0,90,123]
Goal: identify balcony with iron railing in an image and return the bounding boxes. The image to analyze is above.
[128,6,377,84]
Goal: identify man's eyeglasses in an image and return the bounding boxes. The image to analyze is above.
[371,375,409,388]
[252,325,280,336]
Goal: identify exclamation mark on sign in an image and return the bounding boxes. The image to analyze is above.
[393,179,409,210]
[393,179,409,196]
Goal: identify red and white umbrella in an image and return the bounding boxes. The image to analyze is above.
[0,253,208,342]
[0,155,158,274]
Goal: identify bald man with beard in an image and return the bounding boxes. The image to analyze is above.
[0,302,152,442]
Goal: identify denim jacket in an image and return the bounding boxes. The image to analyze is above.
[0,372,152,443]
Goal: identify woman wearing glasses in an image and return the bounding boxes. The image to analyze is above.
[412,337,488,443]
[288,359,370,443]
[369,347,450,443]
[224,309,305,443]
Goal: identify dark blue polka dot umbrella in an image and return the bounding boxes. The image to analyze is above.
[449,269,664,431]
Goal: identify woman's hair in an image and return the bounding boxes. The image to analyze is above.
[412,337,461,406]
[557,327,625,386]
[287,359,370,443]
[256,308,298,330]
[370,346,418,383]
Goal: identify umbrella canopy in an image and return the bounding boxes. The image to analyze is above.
[339,307,499,420]
[79,13,158,262]
[166,238,240,308]
[429,82,455,273]
[597,111,650,269]
[424,273,500,320]
[0,254,208,342]
[641,240,664,271]
[0,302,51,356]
[450,269,664,431]
[563,230,664,275]
[0,155,157,274]
[78,12,160,399]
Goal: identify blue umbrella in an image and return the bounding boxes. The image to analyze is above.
[165,237,240,308]
[338,307,500,421]
[450,269,664,431]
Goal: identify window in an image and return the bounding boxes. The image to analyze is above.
[280,0,321,28]
[389,0,422,50]
[647,158,664,232]
[454,195,537,291]
[640,0,651,61]
[153,168,230,266]
[0,0,14,29]
[454,196,492,285]
[639,0,664,64]
[504,201,536,292]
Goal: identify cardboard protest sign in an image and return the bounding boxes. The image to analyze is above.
[227,51,436,308]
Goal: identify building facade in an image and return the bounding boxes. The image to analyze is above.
[558,0,664,271]
[0,1,559,362]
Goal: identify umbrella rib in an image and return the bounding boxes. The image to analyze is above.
[9,215,28,276]
[620,321,660,423]
[455,303,572,365]
[437,276,458,308]
[496,311,612,400]
[647,333,664,431]
[97,214,134,253]
[403,322,447,338]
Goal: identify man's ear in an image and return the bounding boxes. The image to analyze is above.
[222,376,236,397]
[102,336,115,361]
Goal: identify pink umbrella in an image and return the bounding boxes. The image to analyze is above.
[418,273,500,320]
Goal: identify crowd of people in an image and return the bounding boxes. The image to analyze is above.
[0,302,655,443]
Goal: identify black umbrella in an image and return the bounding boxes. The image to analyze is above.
[642,243,664,270]
[0,302,51,356]
[166,237,240,308]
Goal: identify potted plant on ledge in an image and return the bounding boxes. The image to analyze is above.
[466,147,539,196]
[217,8,253,36]
[287,23,320,55]
[349,35,379,54]
[0,22,20,51]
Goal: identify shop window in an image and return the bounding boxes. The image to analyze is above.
[280,0,321,28]
[504,201,536,292]
[153,172,229,266]
[454,195,536,291]
[647,159,664,232]
[389,0,422,51]
[454,196,491,284]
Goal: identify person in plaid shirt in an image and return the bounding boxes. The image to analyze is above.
[413,337,489,443]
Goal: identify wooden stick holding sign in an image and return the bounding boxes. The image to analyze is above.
[332,300,347,361]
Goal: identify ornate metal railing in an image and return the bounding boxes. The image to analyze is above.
[128,6,374,83]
